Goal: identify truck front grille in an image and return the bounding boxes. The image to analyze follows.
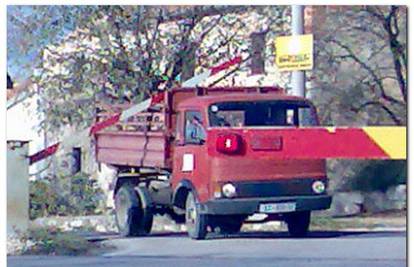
[233,178,328,198]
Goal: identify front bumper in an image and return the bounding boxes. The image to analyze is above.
[199,195,332,215]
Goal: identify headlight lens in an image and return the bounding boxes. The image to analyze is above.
[222,183,237,198]
[312,180,326,194]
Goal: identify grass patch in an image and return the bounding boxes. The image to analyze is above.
[21,227,102,256]
[310,216,367,230]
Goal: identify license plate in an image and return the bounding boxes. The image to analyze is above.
[259,202,296,213]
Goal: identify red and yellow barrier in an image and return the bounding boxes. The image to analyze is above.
[362,127,406,159]
[269,126,406,160]
[24,54,406,164]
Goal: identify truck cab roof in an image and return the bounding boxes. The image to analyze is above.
[177,91,312,110]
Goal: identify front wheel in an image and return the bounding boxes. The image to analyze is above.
[285,211,311,237]
[185,191,208,240]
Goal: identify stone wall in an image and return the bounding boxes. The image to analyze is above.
[329,184,406,217]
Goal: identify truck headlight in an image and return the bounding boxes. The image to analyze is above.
[312,180,326,194]
[222,183,237,198]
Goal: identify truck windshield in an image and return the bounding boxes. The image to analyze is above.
[208,101,318,127]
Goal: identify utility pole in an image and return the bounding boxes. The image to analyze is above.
[291,5,305,98]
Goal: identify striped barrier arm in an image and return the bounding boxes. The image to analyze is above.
[89,113,121,136]
[249,126,406,160]
[182,56,242,87]
[29,143,60,165]
[28,126,407,165]
[119,91,165,122]
[360,126,406,159]
[27,54,406,164]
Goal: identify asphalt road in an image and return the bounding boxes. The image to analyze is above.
[8,231,406,267]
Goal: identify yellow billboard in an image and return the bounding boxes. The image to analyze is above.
[275,34,313,71]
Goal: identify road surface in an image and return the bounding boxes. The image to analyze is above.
[8,230,406,267]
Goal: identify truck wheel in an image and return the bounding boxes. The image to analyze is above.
[285,211,311,237]
[185,191,208,240]
[115,184,153,237]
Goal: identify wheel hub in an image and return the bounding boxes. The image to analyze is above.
[116,192,131,227]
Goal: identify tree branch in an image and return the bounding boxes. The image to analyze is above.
[199,16,246,63]
[330,39,405,105]
[208,54,251,87]
[158,6,248,23]
[364,6,386,22]
[383,6,406,102]
[197,14,224,43]
[351,25,384,39]
[350,100,403,125]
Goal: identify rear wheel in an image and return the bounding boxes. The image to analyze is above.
[285,211,311,237]
[114,184,153,237]
[185,191,208,240]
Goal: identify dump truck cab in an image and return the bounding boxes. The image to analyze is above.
[171,93,331,239]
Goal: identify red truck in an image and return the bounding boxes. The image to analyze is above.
[95,86,331,239]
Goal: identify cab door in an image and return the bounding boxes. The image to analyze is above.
[172,109,210,202]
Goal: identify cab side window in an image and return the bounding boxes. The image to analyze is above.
[184,111,206,144]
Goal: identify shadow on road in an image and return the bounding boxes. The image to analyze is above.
[203,230,406,240]
[88,230,405,242]
[84,228,407,243]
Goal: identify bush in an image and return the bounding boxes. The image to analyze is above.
[29,179,63,219]
[21,227,98,256]
[30,172,105,219]
[68,172,105,215]
[341,160,407,192]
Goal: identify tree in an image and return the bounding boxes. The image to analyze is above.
[8,6,288,133]
[7,6,87,78]
[311,6,406,126]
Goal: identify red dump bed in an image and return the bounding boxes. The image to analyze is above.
[96,131,167,168]
[94,102,168,168]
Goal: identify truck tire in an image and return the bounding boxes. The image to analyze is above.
[285,211,311,237]
[114,184,153,237]
[185,191,208,240]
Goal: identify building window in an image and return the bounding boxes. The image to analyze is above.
[72,147,81,174]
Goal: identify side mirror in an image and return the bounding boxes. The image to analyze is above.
[198,138,206,145]
[169,132,184,146]
[175,139,186,146]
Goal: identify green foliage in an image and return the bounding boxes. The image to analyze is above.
[343,160,406,192]
[9,6,287,133]
[22,227,97,255]
[69,172,105,214]
[29,172,105,219]
[29,179,61,219]
[8,6,96,79]
[327,159,407,193]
